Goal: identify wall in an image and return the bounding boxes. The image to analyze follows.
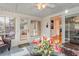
[41,17,50,38]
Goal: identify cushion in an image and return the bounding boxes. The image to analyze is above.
[0,36,2,41]
[0,36,4,44]
[0,40,4,44]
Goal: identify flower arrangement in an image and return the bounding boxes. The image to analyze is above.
[32,36,62,56]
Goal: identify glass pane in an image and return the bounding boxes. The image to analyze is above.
[5,17,15,39]
[0,17,5,35]
[30,21,38,37]
[65,17,71,42]
[20,19,28,40]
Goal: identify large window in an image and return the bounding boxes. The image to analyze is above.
[30,20,41,37]
[20,19,29,40]
[0,16,15,39]
[65,16,79,44]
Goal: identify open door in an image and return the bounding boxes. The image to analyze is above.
[50,16,62,46]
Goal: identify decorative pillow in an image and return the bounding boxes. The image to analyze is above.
[0,36,4,44]
[0,40,4,44]
[0,36,2,40]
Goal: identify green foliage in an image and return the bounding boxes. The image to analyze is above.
[34,39,55,56]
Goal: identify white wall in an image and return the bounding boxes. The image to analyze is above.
[41,17,50,38]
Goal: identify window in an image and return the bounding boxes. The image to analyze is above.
[0,16,15,39]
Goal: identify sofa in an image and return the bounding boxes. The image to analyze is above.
[62,42,79,56]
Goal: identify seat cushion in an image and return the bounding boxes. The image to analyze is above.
[0,44,7,47]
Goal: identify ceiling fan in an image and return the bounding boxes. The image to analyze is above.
[35,3,55,10]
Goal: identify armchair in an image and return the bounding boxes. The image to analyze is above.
[0,36,11,53]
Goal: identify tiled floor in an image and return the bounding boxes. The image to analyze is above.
[0,46,30,56]
[0,44,65,56]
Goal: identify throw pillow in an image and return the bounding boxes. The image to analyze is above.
[0,36,4,44]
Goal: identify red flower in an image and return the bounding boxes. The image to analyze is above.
[41,36,47,40]
[54,44,62,53]
[49,38,53,45]
[32,40,40,45]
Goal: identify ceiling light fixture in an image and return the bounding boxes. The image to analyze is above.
[65,10,69,14]
[35,3,47,10]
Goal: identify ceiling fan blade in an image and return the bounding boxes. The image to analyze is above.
[47,4,55,8]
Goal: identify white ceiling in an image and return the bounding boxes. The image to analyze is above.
[0,3,79,18]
